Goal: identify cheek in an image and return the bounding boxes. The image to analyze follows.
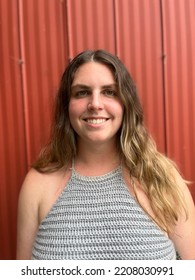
[116,105,124,128]
[68,100,85,124]
[68,103,76,117]
[69,99,80,114]
[113,102,124,120]
[68,101,77,124]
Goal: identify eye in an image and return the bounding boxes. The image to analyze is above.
[103,89,117,97]
[75,90,89,98]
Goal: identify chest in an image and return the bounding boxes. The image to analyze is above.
[32,174,176,260]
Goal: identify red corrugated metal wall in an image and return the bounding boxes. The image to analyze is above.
[0,0,68,260]
[0,0,27,260]
[66,0,116,57]
[115,0,165,152]
[0,0,194,259]
[162,0,195,198]
[19,0,68,166]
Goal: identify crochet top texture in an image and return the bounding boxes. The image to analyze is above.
[32,165,176,260]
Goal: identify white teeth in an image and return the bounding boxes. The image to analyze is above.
[86,119,107,124]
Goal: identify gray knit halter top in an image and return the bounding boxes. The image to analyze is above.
[32,164,176,260]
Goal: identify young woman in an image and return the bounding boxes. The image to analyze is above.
[17,50,195,260]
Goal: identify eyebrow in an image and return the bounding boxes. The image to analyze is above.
[71,84,117,90]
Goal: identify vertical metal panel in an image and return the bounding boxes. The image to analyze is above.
[162,0,195,196]
[115,0,165,153]
[66,0,116,58]
[19,0,68,165]
[0,0,27,259]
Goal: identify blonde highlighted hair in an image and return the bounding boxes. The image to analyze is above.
[33,49,187,232]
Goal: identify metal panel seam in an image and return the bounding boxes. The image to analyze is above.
[65,0,72,61]
[159,0,167,155]
[113,0,117,55]
[18,0,30,168]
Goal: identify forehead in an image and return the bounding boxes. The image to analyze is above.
[72,62,115,86]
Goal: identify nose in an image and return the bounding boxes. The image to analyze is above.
[88,92,103,111]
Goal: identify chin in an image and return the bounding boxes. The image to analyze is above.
[85,136,116,145]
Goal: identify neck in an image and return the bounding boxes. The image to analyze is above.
[74,140,121,176]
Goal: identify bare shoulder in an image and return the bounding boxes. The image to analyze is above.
[171,167,195,218]
[18,168,44,214]
[20,165,71,199]
[171,167,191,192]
[20,165,72,220]
[169,167,195,259]
[20,168,47,196]
[16,168,44,259]
[18,168,55,211]
[17,166,71,259]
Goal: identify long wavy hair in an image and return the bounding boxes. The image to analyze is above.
[33,49,187,232]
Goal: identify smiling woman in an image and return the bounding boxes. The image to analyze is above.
[16,50,195,260]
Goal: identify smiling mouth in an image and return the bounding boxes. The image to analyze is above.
[83,118,109,124]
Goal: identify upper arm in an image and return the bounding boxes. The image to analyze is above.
[16,169,40,260]
[169,172,195,259]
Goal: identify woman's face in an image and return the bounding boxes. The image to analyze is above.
[68,62,124,147]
